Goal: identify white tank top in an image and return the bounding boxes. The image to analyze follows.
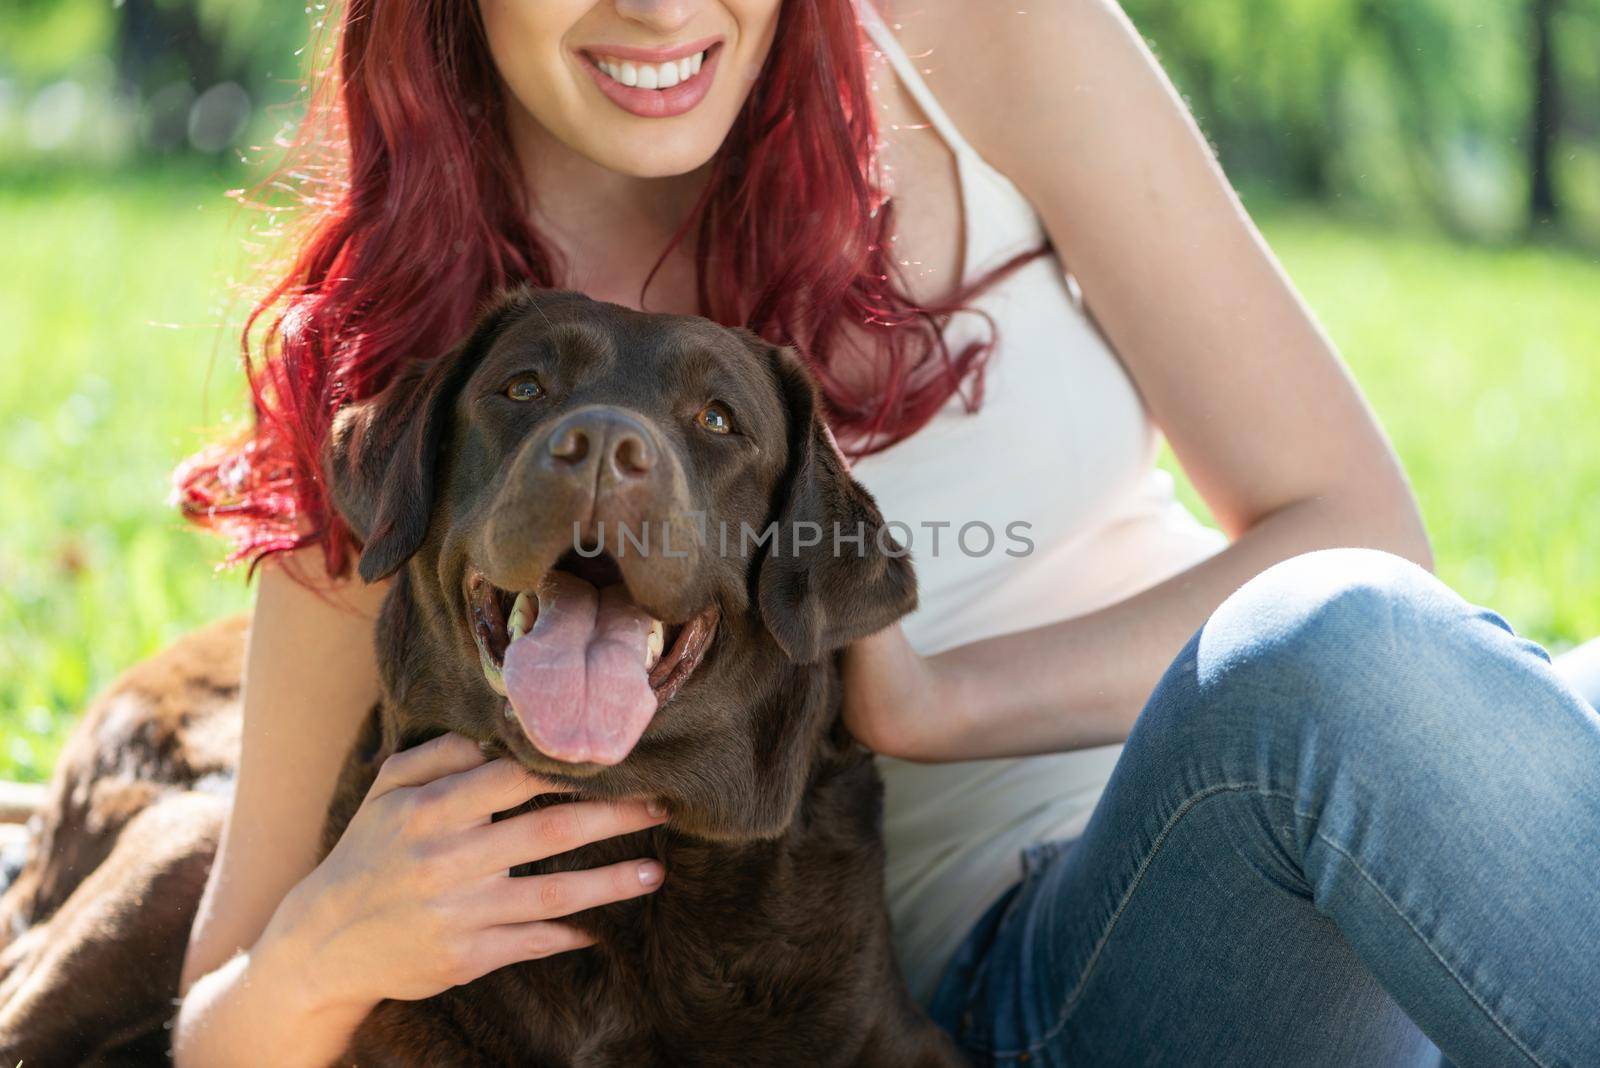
[851,1,1227,1004]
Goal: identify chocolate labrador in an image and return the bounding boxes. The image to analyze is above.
[0,288,961,1066]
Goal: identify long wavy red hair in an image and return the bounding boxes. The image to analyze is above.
[175,0,1039,579]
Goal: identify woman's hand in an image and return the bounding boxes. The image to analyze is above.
[257,732,668,1018]
[840,624,967,762]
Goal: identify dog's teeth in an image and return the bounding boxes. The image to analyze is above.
[481,652,508,697]
[645,620,665,669]
[507,591,533,642]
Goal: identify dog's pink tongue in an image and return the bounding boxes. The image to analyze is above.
[502,572,657,766]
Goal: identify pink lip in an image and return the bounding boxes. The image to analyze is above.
[581,34,722,63]
[579,41,722,120]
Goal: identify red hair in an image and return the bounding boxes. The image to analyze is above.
[175,0,1040,579]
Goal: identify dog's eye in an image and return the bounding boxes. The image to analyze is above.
[505,376,545,402]
[695,402,735,435]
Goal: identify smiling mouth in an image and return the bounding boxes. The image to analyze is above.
[466,549,719,722]
[577,41,723,119]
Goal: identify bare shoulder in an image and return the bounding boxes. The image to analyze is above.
[858,1,1165,309]
[870,0,1169,196]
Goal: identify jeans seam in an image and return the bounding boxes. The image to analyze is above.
[991,780,1274,1059]
[1301,821,1549,1068]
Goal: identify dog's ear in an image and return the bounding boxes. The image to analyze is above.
[324,355,437,583]
[756,345,917,663]
[324,292,527,583]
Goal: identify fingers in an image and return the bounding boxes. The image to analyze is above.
[466,798,668,876]
[370,733,487,796]
[467,921,597,980]
[478,859,667,926]
[417,757,563,827]
[374,736,567,827]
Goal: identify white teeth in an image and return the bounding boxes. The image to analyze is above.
[481,650,508,696]
[507,591,533,643]
[595,50,706,91]
[645,620,665,669]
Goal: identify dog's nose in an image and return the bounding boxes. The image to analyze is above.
[611,431,653,477]
[547,422,591,465]
[544,408,657,485]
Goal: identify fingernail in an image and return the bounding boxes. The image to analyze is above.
[646,799,667,819]
[638,861,665,887]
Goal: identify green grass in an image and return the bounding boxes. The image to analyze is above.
[1,175,1597,782]
[0,169,256,780]
[1162,209,1600,652]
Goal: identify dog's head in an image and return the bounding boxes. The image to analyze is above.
[325,288,915,838]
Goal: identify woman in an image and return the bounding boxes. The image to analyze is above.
[172,0,1600,1065]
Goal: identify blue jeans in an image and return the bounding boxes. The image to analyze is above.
[929,549,1600,1067]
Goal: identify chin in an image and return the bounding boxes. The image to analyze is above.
[544,110,732,179]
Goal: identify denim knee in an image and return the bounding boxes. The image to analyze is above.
[1154,548,1548,787]
[1206,548,1473,692]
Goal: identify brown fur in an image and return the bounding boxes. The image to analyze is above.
[0,618,241,1065]
[0,290,960,1067]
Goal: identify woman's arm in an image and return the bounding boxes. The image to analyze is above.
[174,552,388,1064]
[845,0,1430,761]
[181,552,387,993]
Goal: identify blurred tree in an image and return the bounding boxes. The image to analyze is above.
[1,0,309,156]
[1121,0,1600,238]
[1528,0,1562,225]
[115,0,231,96]
[1355,0,1477,227]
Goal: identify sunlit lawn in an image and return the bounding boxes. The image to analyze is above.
[1,171,1596,782]
[0,168,256,781]
[1226,208,1599,651]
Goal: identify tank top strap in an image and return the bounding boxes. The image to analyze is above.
[856,1,984,168]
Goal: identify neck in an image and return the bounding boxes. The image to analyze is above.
[506,107,711,307]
